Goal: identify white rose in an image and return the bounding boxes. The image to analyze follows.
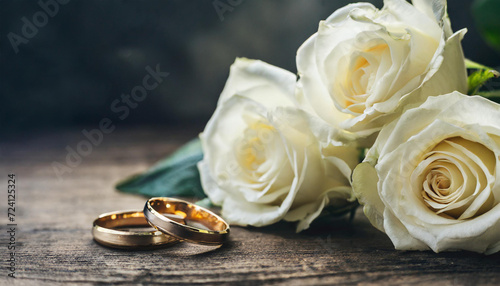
[353,92,500,254]
[296,0,467,143]
[198,58,359,231]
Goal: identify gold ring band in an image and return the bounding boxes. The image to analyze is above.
[144,197,230,245]
[92,210,178,249]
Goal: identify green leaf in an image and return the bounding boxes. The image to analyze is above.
[311,201,359,227]
[472,0,500,52]
[465,58,500,95]
[116,138,207,198]
[476,90,500,104]
[358,148,368,164]
[323,201,359,219]
[195,197,214,208]
[465,59,495,71]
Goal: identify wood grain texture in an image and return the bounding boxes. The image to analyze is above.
[1,128,499,285]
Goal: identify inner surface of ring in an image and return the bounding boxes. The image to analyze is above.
[150,200,227,232]
[96,212,156,230]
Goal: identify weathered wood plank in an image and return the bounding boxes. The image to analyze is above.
[1,128,499,285]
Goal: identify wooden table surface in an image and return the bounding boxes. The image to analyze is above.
[2,128,500,285]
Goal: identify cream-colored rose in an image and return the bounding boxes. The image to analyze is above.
[198,58,359,231]
[296,0,467,144]
[353,92,500,254]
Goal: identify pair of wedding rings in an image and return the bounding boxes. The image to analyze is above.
[92,197,230,249]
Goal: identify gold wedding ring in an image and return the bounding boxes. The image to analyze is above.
[144,197,230,245]
[92,210,178,249]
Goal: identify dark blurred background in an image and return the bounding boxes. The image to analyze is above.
[1,0,499,136]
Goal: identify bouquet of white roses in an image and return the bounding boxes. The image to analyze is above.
[117,0,500,254]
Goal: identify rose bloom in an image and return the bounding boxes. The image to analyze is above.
[353,92,500,254]
[198,58,359,231]
[296,0,467,143]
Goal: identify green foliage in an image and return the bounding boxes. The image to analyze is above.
[466,59,500,95]
[472,0,500,53]
[116,138,206,198]
[358,148,368,163]
[476,90,500,104]
[195,197,214,208]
